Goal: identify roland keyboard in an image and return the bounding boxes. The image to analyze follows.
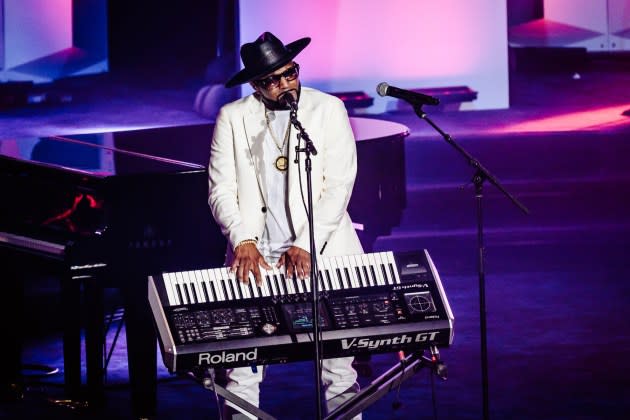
[148,249,454,373]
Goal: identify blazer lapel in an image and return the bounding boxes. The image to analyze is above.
[243,97,269,204]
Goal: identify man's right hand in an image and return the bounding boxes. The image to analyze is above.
[230,243,271,286]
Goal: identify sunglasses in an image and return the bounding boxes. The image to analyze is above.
[255,63,300,89]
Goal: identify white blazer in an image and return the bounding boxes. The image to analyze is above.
[208,87,363,262]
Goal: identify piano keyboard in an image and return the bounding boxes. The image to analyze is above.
[161,251,401,306]
[148,250,454,373]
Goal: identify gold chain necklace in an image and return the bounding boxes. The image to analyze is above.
[265,110,291,171]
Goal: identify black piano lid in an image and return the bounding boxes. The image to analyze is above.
[0,124,213,177]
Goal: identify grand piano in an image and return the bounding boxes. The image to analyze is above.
[0,117,408,417]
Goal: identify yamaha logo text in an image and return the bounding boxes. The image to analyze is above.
[341,332,440,351]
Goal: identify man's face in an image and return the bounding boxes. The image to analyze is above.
[251,61,300,102]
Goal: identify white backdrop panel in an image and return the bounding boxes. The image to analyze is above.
[239,0,509,111]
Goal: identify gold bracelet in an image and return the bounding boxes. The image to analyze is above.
[235,239,257,250]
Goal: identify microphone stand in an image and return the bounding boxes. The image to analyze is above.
[412,104,529,420]
[289,106,323,420]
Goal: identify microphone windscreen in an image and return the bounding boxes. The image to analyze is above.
[279,90,297,107]
[376,82,389,97]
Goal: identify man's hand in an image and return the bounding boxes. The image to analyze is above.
[231,243,271,286]
[278,246,311,280]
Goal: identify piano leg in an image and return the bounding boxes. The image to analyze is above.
[120,273,158,418]
[84,277,105,407]
[0,249,24,401]
[61,272,83,400]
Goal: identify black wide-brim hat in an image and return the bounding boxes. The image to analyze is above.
[225,31,311,88]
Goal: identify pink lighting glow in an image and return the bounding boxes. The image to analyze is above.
[491,105,630,133]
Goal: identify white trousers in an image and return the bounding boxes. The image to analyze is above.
[225,356,361,419]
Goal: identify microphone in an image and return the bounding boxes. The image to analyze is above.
[279,90,298,111]
[376,82,439,106]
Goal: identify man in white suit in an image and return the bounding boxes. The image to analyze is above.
[208,32,363,419]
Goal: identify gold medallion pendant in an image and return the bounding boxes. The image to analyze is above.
[275,155,288,171]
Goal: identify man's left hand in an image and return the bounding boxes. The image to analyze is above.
[278,246,311,280]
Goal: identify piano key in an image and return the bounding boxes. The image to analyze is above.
[232,278,241,300]
[321,258,338,290]
[350,255,368,287]
[335,266,346,289]
[372,253,386,286]
[384,251,401,284]
[359,254,374,287]
[364,254,380,286]
[199,270,213,302]
[304,275,312,293]
[269,273,278,296]
[317,270,325,291]
[182,271,198,303]
[191,270,206,303]
[324,269,334,290]
[261,272,272,297]
[286,272,295,293]
[201,282,211,303]
[281,272,295,294]
[223,278,233,300]
[229,275,241,300]
[249,278,259,298]
[337,256,355,288]
[227,269,241,299]
[295,273,304,294]
[175,284,184,306]
[195,272,209,302]
[209,269,225,301]
[187,271,202,303]
[377,252,393,285]
[231,272,246,299]
[163,272,178,306]
[175,272,189,305]
[219,269,233,300]
[204,269,220,302]
[239,279,251,299]
[327,257,343,289]
[273,274,285,295]
[339,256,356,288]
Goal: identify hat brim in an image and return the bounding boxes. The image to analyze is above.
[225,37,311,88]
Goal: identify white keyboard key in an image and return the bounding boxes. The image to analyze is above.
[200,270,215,302]
[274,273,285,295]
[327,257,343,289]
[360,254,375,287]
[209,269,225,301]
[192,270,207,303]
[282,270,295,294]
[384,251,401,284]
[219,268,234,300]
[175,272,189,305]
[163,272,178,306]
[239,278,250,299]
[182,271,198,303]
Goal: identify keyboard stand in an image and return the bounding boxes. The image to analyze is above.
[186,348,445,420]
[324,348,447,420]
[188,368,277,420]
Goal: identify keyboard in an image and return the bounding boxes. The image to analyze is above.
[148,249,454,373]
